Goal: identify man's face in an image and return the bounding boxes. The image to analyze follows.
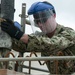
[33,10,57,34]
[28,9,57,35]
[34,15,57,34]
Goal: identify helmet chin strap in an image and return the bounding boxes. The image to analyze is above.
[46,28,56,38]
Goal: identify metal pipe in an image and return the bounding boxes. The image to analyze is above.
[21,65,49,73]
[0,0,14,48]
[0,56,75,61]
[21,3,26,32]
[26,19,31,25]
[1,0,14,20]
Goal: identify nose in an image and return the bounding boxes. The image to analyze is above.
[38,22,44,29]
[38,22,43,26]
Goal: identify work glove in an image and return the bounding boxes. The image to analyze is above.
[1,19,24,40]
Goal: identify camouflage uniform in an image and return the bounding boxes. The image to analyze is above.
[12,23,75,74]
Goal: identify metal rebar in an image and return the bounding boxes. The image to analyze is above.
[0,56,75,61]
[21,65,49,73]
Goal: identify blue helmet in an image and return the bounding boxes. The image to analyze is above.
[28,1,56,15]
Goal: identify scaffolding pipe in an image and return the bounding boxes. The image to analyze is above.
[1,0,14,20]
[0,56,75,61]
[21,65,49,73]
[20,3,26,32]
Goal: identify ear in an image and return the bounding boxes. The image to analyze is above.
[53,14,56,18]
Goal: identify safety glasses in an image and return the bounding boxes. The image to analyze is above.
[33,9,53,24]
[34,17,48,24]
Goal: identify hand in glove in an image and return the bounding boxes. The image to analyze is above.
[1,19,24,40]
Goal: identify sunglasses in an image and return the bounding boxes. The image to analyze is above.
[34,17,48,24]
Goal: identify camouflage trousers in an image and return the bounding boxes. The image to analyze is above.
[0,48,15,70]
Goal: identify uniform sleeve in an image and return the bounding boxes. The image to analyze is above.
[12,27,75,53]
[26,34,74,53]
[12,39,27,53]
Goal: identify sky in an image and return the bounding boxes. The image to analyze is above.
[1,0,75,34]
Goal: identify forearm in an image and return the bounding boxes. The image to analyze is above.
[20,34,29,44]
[12,38,27,52]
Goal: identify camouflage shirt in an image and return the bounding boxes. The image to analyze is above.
[12,23,75,74]
[12,23,75,54]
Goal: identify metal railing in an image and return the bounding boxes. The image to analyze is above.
[0,56,75,61]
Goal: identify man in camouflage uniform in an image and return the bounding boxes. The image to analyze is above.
[1,1,75,74]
